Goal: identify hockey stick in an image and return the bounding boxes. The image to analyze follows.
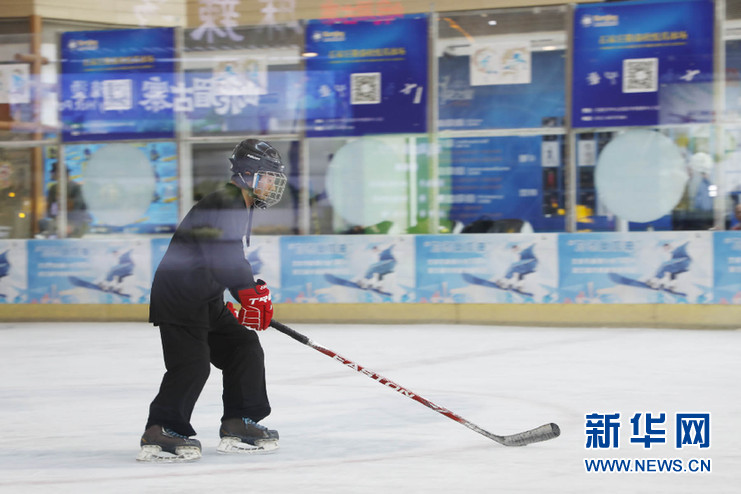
[269,320,560,447]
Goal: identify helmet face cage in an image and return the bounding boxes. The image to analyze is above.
[251,169,287,209]
[229,139,287,208]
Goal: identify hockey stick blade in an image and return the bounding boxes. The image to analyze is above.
[269,320,560,447]
[492,422,561,447]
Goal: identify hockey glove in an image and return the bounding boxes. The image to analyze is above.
[236,280,273,331]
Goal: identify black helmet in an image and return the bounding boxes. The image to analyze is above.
[229,139,287,209]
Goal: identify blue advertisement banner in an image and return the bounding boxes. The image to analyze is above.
[726,40,741,121]
[438,50,565,130]
[441,136,559,231]
[60,28,176,141]
[712,232,741,304]
[304,15,428,136]
[27,239,152,304]
[8,231,741,306]
[280,235,415,302]
[415,234,559,303]
[184,68,303,136]
[572,0,714,127]
[243,236,283,302]
[558,232,712,304]
[0,240,28,303]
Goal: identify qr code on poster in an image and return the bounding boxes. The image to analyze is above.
[351,72,381,105]
[622,58,658,93]
[102,79,133,111]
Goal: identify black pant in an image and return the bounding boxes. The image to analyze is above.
[146,304,271,437]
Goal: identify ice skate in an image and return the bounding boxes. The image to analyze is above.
[136,425,202,463]
[217,418,279,454]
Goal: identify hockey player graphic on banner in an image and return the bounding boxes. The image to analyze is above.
[560,232,712,304]
[609,240,693,297]
[418,234,558,304]
[352,243,397,292]
[494,243,538,292]
[645,241,691,292]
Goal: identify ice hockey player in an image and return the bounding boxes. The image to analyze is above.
[137,139,287,462]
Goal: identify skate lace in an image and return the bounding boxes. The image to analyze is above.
[163,427,189,439]
[243,418,268,431]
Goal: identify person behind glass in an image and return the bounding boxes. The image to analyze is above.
[43,162,89,237]
[137,139,288,463]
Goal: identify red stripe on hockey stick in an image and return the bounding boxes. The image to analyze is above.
[269,320,560,447]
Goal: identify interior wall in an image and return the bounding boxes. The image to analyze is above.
[0,0,597,28]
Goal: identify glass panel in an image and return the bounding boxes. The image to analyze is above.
[308,136,428,234]
[438,134,565,233]
[581,127,717,232]
[192,139,297,235]
[0,147,33,239]
[182,24,304,137]
[437,7,567,130]
[36,141,180,237]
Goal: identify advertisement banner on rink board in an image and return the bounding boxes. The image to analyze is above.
[303,15,428,137]
[711,232,741,304]
[279,235,416,303]
[572,0,714,127]
[227,236,283,303]
[59,28,176,141]
[415,234,559,303]
[27,239,152,304]
[558,232,713,304]
[0,240,28,303]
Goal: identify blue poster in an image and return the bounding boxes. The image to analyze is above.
[572,0,714,127]
[438,50,565,130]
[27,239,152,304]
[184,68,303,136]
[60,28,176,141]
[55,142,179,234]
[712,232,741,304]
[415,234,559,304]
[0,240,28,303]
[441,136,560,231]
[304,15,428,136]
[558,232,712,304]
[280,235,415,303]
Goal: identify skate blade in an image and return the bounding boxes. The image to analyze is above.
[136,445,202,463]
[216,436,279,455]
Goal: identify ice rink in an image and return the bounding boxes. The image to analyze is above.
[0,321,738,493]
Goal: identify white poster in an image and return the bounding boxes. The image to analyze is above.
[469,42,531,86]
[0,64,30,104]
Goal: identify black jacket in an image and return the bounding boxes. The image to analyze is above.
[149,183,257,327]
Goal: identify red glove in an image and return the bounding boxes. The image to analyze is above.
[236,281,273,331]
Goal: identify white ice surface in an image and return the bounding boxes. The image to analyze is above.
[0,322,739,493]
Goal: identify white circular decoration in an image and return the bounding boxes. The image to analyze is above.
[595,130,688,223]
[82,144,156,226]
